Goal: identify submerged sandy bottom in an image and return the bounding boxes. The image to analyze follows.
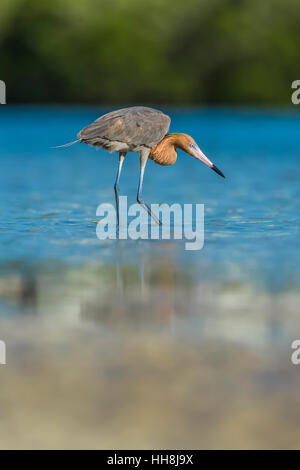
[1,320,300,450]
[0,262,299,450]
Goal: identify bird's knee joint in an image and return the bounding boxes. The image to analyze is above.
[114,184,120,193]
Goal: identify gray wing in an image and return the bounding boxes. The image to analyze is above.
[77,106,171,148]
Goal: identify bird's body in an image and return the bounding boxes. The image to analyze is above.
[57,106,225,226]
[78,106,171,155]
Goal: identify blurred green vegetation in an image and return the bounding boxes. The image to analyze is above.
[0,0,298,104]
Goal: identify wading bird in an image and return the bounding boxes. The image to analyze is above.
[57,106,225,225]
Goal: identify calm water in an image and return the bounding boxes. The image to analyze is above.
[0,107,300,449]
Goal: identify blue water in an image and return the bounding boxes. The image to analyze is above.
[2,106,300,449]
[0,106,300,294]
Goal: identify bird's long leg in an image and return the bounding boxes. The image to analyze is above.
[137,152,162,226]
[114,152,126,227]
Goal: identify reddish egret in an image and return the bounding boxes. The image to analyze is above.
[57,106,225,225]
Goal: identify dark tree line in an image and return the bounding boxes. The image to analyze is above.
[0,0,298,105]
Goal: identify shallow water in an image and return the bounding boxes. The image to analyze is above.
[0,106,300,449]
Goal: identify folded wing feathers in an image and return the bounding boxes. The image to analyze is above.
[77,107,171,149]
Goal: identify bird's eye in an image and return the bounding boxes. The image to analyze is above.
[189,142,195,149]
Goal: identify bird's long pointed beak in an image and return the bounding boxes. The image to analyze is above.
[192,146,225,178]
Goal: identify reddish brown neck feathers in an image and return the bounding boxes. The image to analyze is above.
[149,133,192,166]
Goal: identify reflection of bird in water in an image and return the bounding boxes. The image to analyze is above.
[55,107,225,225]
[81,256,177,330]
[0,274,37,311]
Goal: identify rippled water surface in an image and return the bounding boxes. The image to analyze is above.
[0,107,300,449]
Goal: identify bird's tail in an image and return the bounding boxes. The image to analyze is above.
[51,139,80,149]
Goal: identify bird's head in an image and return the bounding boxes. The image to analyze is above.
[174,133,225,178]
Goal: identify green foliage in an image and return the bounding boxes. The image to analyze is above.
[0,0,298,104]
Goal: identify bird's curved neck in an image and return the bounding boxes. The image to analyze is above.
[149,133,183,166]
